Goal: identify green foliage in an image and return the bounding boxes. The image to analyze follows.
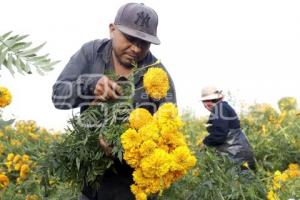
[160,149,267,200]
[159,99,300,200]
[0,31,59,76]
[40,72,134,195]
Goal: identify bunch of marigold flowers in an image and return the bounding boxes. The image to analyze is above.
[267,163,300,200]
[121,103,197,200]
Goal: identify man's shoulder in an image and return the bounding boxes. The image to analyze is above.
[81,39,110,52]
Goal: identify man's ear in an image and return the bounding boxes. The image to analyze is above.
[109,23,115,39]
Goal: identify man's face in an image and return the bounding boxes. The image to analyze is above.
[202,100,216,112]
[110,24,151,68]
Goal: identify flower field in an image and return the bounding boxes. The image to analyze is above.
[1,85,299,200]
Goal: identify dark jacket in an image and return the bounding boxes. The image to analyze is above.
[52,39,176,114]
[203,101,255,170]
[203,101,240,146]
[52,39,177,200]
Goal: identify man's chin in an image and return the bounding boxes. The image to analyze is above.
[121,59,136,68]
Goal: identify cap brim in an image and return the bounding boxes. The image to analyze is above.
[199,94,223,101]
[116,25,160,45]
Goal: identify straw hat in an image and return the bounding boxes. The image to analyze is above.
[200,86,223,101]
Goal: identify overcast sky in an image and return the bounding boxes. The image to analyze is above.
[1,0,300,131]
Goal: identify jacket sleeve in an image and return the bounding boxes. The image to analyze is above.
[203,103,229,146]
[52,41,102,110]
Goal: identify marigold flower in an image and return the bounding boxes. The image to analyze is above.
[267,190,275,200]
[14,163,22,171]
[20,164,30,179]
[7,153,14,161]
[0,86,12,108]
[143,67,169,100]
[0,174,9,189]
[129,108,153,130]
[22,154,30,162]
[131,185,147,200]
[25,194,39,200]
[13,154,22,163]
[288,163,299,171]
[155,103,183,130]
[138,122,160,142]
[140,149,171,178]
[139,140,157,157]
[170,146,196,171]
[121,128,142,150]
[123,149,141,168]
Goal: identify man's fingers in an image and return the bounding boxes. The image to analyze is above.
[110,81,123,96]
[94,76,123,100]
[99,135,112,156]
[108,80,123,98]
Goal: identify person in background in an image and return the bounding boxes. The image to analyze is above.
[200,86,256,170]
[52,2,176,200]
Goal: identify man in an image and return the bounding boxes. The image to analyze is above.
[52,2,176,200]
[199,86,255,171]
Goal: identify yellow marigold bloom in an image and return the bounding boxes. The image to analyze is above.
[135,192,147,200]
[288,163,299,171]
[22,154,30,162]
[29,133,39,141]
[143,67,170,100]
[267,190,276,200]
[16,177,22,184]
[11,139,22,146]
[171,146,196,171]
[288,168,300,178]
[124,149,141,168]
[139,140,157,157]
[129,108,153,130]
[140,148,171,178]
[147,178,162,194]
[16,120,37,133]
[274,170,281,177]
[20,164,30,179]
[279,172,288,182]
[0,174,9,189]
[138,122,160,142]
[25,194,39,200]
[159,131,186,152]
[7,153,15,161]
[155,103,183,130]
[0,131,4,137]
[132,168,147,187]
[121,128,142,150]
[14,163,22,171]
[5,161,13,171]
[0,143,4,155]
[0,86,12,108]
[13,154,22,163]
[272,181,280,190]
[131,185,147,200]
[162,173,176,189]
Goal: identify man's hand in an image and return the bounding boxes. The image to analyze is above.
[94,76,122,101]
[99,134,112,156]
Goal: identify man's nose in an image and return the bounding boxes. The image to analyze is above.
[130,42,142,54]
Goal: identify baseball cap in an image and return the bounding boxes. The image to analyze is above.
[200,86,223,101]
[114,3,160,45]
